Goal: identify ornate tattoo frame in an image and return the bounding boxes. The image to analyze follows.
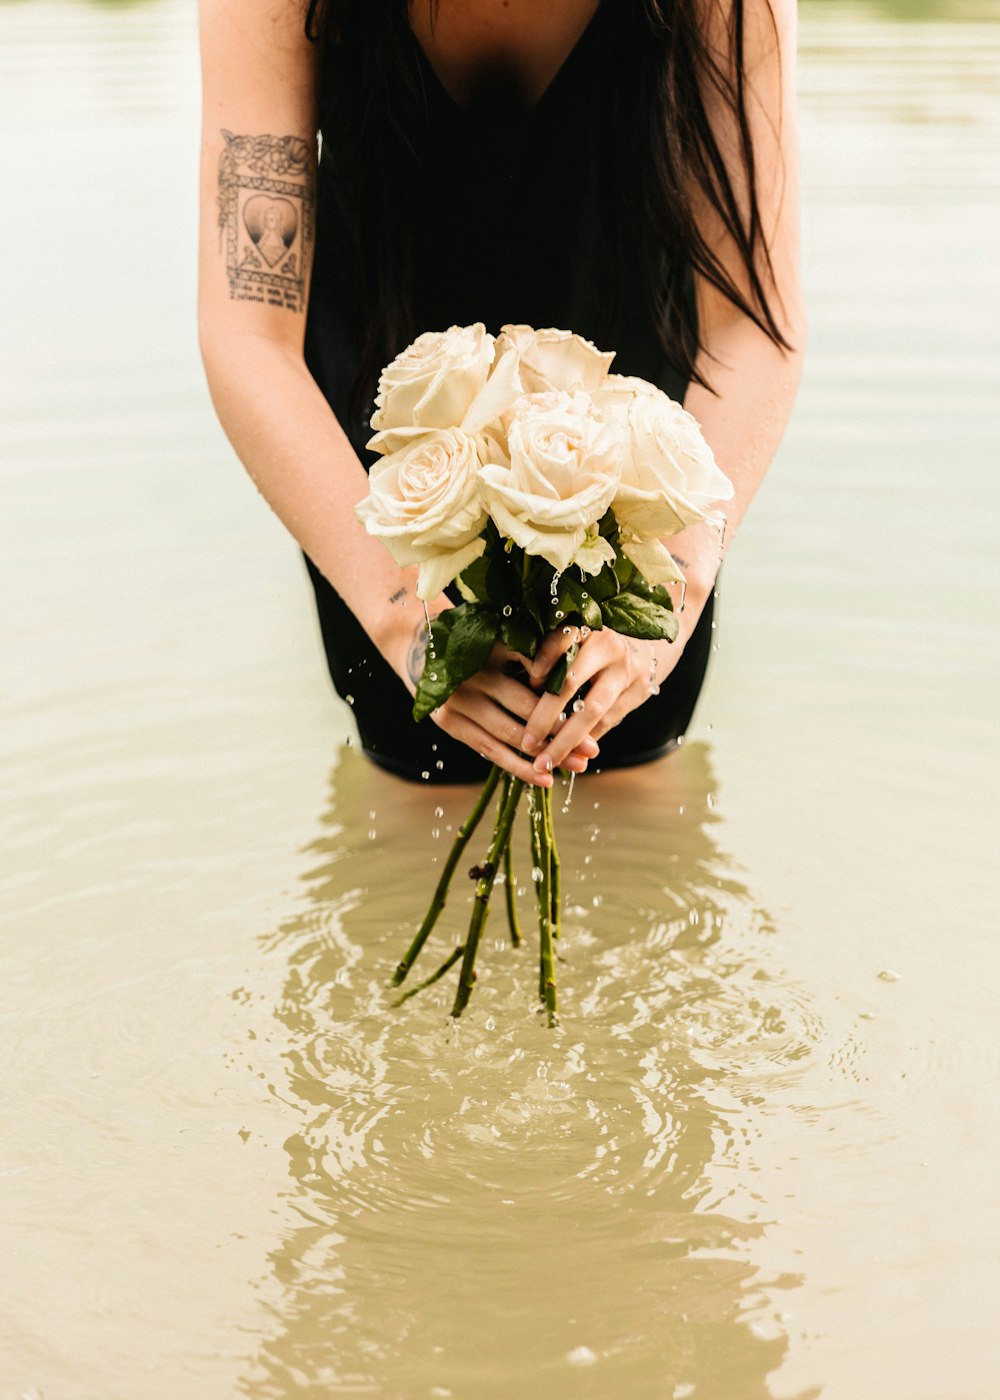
[217,131,316,313]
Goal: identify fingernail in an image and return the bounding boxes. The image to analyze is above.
[580,738,600,757]
[521,733,540,754]
[564,755,587,773]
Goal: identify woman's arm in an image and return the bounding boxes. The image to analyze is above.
[520,0,806,770]
[197,0,579,785]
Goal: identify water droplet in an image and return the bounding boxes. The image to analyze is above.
[580,626,590,638]
[502,604,513,617]
[369,809,377,820]
[562,626,572,636]
[368,829,377,841]
[877,969,901,983]
[555,610,565,621]
[431,828,440,839]
[429,672,438,681]
[558,711,567,724]
[485,1017,496,1031]
[562,770,576,811]
[435,759,445,770]
[421,770,430,781]
[572,698,585,713]
[581,591,589,600]
[345,694,355,706]
[531,866,544,883]
[434,806,444,818]
[591,894,603,907]
[567,1347,598,1367]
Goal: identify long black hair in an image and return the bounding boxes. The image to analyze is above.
[304,0,790,423]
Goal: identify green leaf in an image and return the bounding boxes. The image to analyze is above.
[412,611,461,722]
[445,605,500,684]
[556,572,604,631]
[411,607,499,722]
[501,613,539,659]
[457,552,490,604]
[600,593,680,642]
[625,572,675,612]
[586,563,619,603]
[613,553,636,591]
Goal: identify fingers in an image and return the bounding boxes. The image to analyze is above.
[521,633,612,756]
[434,685,598,786]
[433,699,553,787]
[531,672,623,773]
[462,664,600,764]
[527,624,582,687]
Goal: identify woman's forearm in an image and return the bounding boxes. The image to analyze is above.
[199,329,429,682]
[659,314,807,649]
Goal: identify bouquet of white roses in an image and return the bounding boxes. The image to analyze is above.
[356,323,732,1020]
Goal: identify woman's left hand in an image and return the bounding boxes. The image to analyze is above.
[518,625,683,775]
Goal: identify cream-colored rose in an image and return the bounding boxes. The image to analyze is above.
[478,390,622,574]
[495,324,615,396]
[369,324,495,452]
[355,429,487,600]
[593,375,733,583]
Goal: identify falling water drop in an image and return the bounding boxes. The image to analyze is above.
[572,698,585,713]
[562,770,576,812]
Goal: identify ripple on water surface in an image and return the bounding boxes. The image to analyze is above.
[235,744,827,1398]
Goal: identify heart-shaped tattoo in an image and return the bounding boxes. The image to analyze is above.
[242,195,298,268]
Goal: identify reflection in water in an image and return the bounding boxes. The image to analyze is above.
[241,744,822,1400]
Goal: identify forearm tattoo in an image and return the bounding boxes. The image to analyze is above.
[407,621,429,690]
[216,131,316,312]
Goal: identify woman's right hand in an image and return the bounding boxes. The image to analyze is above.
[386,611,598,787]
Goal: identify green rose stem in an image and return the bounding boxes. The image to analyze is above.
[502,823,522,948]
[544,786,561,942]
[529,790,558,1022]
[393,944,466,1006]
[391,764,502,987]
[451,776,525,1018]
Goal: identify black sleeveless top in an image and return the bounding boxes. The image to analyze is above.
[302,1,715,784]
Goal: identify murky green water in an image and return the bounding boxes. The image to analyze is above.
[2,2,999,1396]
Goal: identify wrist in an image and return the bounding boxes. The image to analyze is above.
[368,587,450,693]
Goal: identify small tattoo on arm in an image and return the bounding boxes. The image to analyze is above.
[672,554,691,570]
[407,622,429,689]
[388,588,407,605]
[217,131,316,313]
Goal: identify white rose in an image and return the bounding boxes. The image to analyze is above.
[495,324,615,396]
[478,390,622,575]
[368,324,495,452]
[355,429,487,601]
[593,375,733,583]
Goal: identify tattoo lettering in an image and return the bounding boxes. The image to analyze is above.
[388,588,408,605]
[407,621,429,690]
[217,131,315,313]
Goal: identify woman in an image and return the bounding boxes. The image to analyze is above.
[198,0,804,788]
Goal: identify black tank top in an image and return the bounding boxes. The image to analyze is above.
[302,1,716,783]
